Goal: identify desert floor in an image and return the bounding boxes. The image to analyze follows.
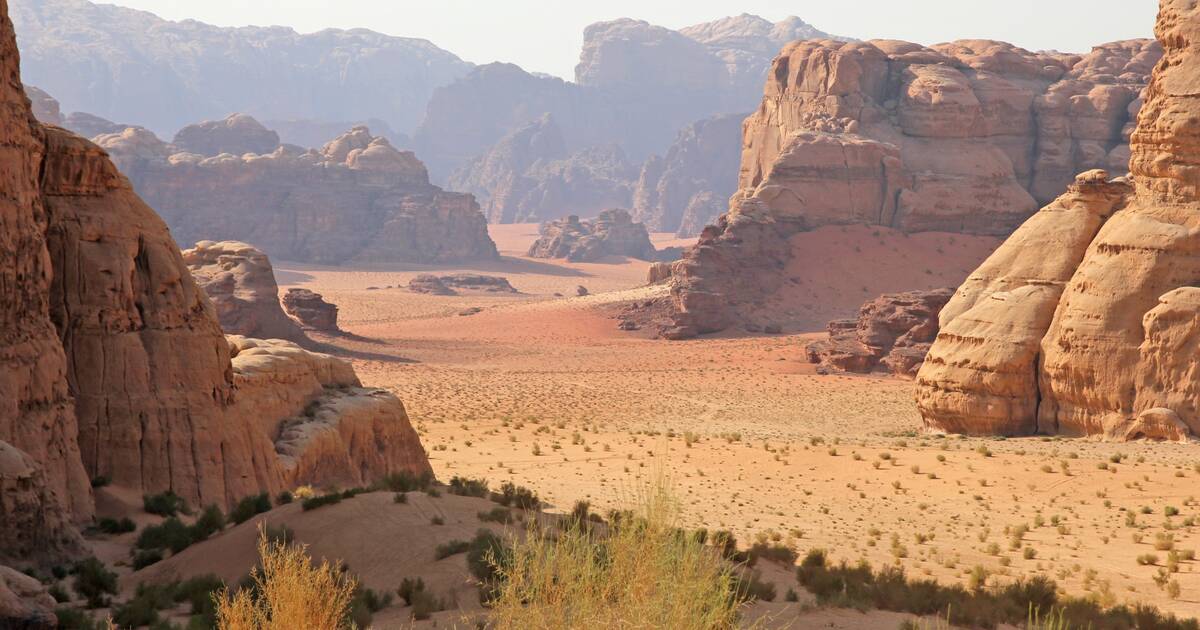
[272,223,1200,622]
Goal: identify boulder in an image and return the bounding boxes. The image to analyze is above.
[528,209,659,262]
[916,0,1200,440]
[806,289,953,377]
[282,288,340,332]
[183,240,306,342]
[172,113,281,156]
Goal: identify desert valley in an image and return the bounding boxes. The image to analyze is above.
[4,0,1200,629]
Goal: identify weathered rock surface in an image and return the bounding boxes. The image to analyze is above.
[666,35,1159,337]
[408,274,517,295]
[806,289,952,377]
[915,0,1200,440]
[528,210,659,262]
[12,0,472,135]
[0,442,83,565]
[97,125,498,264]
[172,113,281,157]
[183,241,305,342]
[632,113,744,236]
[447,114,637,223]
[282,288,339,332]
[0,565,56,629]
[24,84,59,125]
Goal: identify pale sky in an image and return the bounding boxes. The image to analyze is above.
[101,0,1158,80]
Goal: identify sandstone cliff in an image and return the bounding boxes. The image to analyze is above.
[915,0,1200,441]
[666,36,1159,337]
[183,241,306,342]
[96,125,498,264]
[528,210,660,262]
[807,289,952,377]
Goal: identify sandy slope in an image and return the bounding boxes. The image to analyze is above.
[262,223,1200,622]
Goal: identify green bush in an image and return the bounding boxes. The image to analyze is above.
[748,541,797,565]
[72,558,117,608]
[733,569,776,602]
[301,493,343,511]
[191,505,226,541]
[491,482,540,510]
[276,490,294,505]
[54,607,105,630]
[378,471,433,492]
[264,524,295,546]
[409,589,447,620]
[448,476,489,497]
[435,539,471,559]
[143,491,187,517]
[230,493,272,524]
[136,517,195,553]
[397,577,426,605]
[394,492,408,504]
[132,549,164,570]
[467,529,508,586]
[47,584,70,603]
[96,517,136,535]
[477,507,513,524]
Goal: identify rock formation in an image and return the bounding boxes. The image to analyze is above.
[97,125,498,264]
[408,274,518,295]
[806,289,952,377]
[665,35,1159,337]
[915,0,1200,441]
[282,288,339,332]
[632,113,745,236]
[0,565,56,629]
[12,0,472,135]
[24,85,59,125]
[0,0,432,565]
[183,241,306,342]
[172,113,282,157]
[528,210,659,262]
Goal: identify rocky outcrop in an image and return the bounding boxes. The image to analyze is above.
[666,36,1159,337]
[227,337,432,489]
[806,289,952,377]
[183,241,305,342]
[97,125,498,264]
[12,0,472,135]
[0,565,56,630]
[915,0,1200,440]
[632,113,744,236]
[446,114,638,223]
[408,274,517,295]
[282,289,339,332]
[172,113,282,156]
[528,210,658,262]
[24,85,60,125]
[0,0,433,561]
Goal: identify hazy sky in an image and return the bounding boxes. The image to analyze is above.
[102,0,1157,80]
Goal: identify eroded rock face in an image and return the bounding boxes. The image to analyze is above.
[172,113,281,157]
[0,565,56,630]
[806,289,952,377]
[666,35,1159,337]
[0,442,83,566]
[632,113,744,236]
[97,125,498,264]
[24,85,60,125]
[528,210,658,262]
[184,241,306,342]
[915,0,1200,441]
[282,288,339,332]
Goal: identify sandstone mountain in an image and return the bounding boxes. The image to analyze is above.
[0,0,431,571]
[183,241,306,342]
[96,124,498,264]
[173,113,282,156]
[10,0,472,135]
[527,210,660,263]
[665,36,1159,338]
[916,0,1200,441]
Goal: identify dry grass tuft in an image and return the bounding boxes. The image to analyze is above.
[215,525,357,629]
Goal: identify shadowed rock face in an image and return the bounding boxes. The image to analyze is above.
[10,0,472,135]
[915,0,1200,441]
[665,36,1160,338]
[806,289,953,378]
[0,0,432,563]
[183,241,306,342]
[528,210,658,262]
[282,288,339,332]
[96,125,498,264]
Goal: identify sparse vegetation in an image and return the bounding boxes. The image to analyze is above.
[230,493,272,524]
[143,490,188,517]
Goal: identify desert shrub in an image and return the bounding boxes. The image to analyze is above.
[90,475,110,488]
[733,569,776,602]
[378,471,433,493]
[448,476,489,497]
[409,589,447,620]
[491,482,540,510]
[96,517,136,535]
[143,490,188,516]
[301,493,343,511]
[467,529,508,586]
[132,549,164,570]
[136,517,195,553]
[230,493,272,525]
[340,487,368,499]
[347,585,393,627]
[435,539,471,560]
[265,524,295,546]
[486,481,744,629]
[397,577,426,605]
[72,558,117,608]
[747,541,797,565]
[54,607,105,630]
[214,527,357,629]
[393,492,408,504]
[47,584,70,603]
[192,505,227,541]
[276,491,294,505]
[477,507,513,524]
